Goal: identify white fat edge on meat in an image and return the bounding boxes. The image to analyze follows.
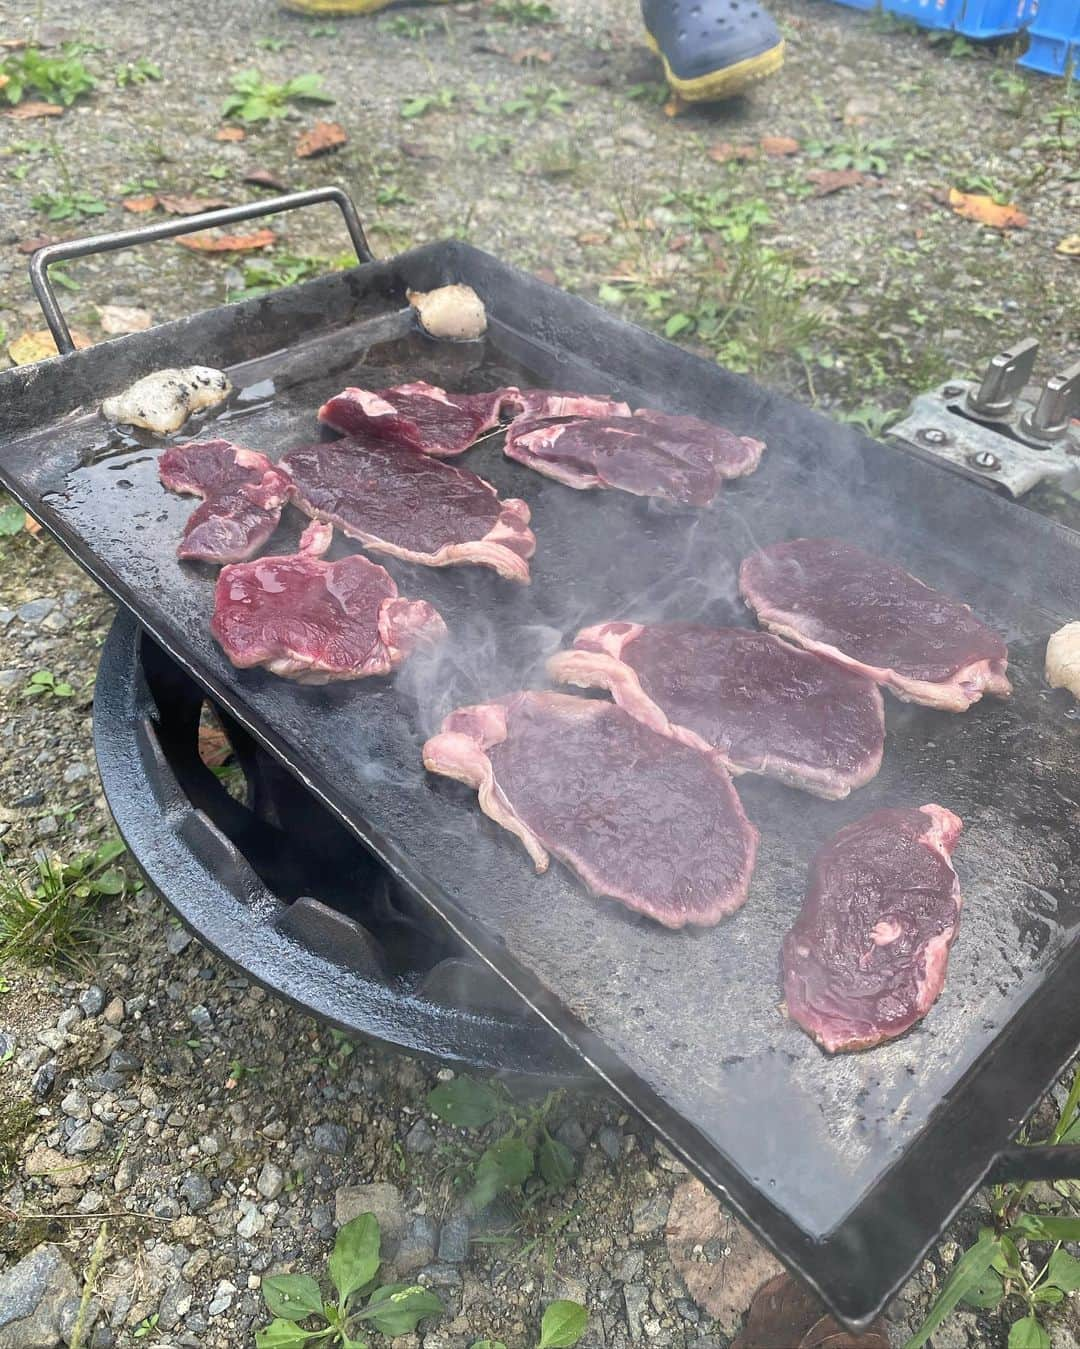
[101,366,232,434]
[406,284,487,341]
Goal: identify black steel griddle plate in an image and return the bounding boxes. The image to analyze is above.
[3,242,1080,1328]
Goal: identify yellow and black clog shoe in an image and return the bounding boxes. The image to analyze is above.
[641,0,784,101]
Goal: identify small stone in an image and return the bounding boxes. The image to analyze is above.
[0,1243,77,1347]
[157,1279,192,1332]
[624,1284,649,1340]
[31,1059,57,1099]
[111,1154,138,1193]
[438,1214,471,1264]
[597,1126,622,1161]
[182,1251,210,1282]
[256,1161,284,1201]
[26,1144,88,1187]
[67,1120,105,1155]
[153,1197,180,1219]
[56,1006,84,1036]
[188,1004,212,1031]
[0,1031,14,1062]
[311,1203,335,1237]
[207,1279,236,1316]
[37,1027,67,1053]
[18,1045,51,1072]
[62,763,90,784]
[237,1200,265,1239]
[166,926,193,956]
[0,669,20,691]
[198,1134,219,1156]
[396,1216,437,1275]
[102,997,125,1027]
[78,1191,105,1214]
[90,1328,115,1349]
[262,1119,287,1141]
[416,1264,463,1291]
[616,1251,645,1283]
[17,597,57,624]
[59,1293,100,1342]
[313,1122,349,1156]
[36,815,59,838]
[616,124,655,150]
[554,1118,588,1152]
[405,1119,436,1155]
[335,1182,406,1247]
[180,1171,214,1213]
[107,1049,141,1077]
[631,1193,670,1235]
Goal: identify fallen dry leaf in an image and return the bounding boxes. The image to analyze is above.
[511,46,553,64]
[23,514,42,537]
[399,140,434,160]
[123,195,159,213]
[731,1273,889,1349]
[0,38,27,49]
[8,328,91,365]
[534,266,558,286]
[215,125,246,142]
[576,230,608,246]
[668,233,693,253]
[666,1179,784,1333]
[158,194,229,216]
[760,135,800,157]
[198,724,233,769]
[99,304,153,335]
[6,101,64,120]
[296,120,347,159]
[177,229,275,253]
[1055,234,1080,257]
[807,168,866,196]
[948,187,1028,230]
[17,234,58,255]
[664,93,689,118]
[709,141,758,164]
[244,168,288,191]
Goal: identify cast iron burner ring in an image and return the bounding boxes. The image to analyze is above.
[93,610,585,1082]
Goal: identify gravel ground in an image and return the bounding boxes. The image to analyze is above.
[1,1,1080,1346]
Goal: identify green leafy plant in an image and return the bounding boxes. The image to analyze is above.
[492,0,556,24]
[470,1300,588,1349]
[132,1313,160,1339]
[501,83,571,122]
[256,36,290,51]
[905,1067,1080,1349]
[31,188,108,222]
[0,839,131,971]
[24,669,75,699]
[399,88,456,119]
[659,187,771,243]
[428,1077,577,1213]
[255,1212,442,1348]
[222,69,334,122]
[115,58,162,88]
[227,250,353,301]
[834,405,903,439]
[0,501,25,537]
[805,135,894,176]
[0,44,97,106]
[380,14,434,38]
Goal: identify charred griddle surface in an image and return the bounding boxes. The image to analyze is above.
[3,247,1080,1326]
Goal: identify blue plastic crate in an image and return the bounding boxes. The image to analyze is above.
[827,0,1037,39]
[1019,0,1080,76]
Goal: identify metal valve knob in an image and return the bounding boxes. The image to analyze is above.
[965,338,1039,420]
[1020,360,1080,444]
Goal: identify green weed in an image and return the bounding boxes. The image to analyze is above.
[501,83,571,121]
[0,1099,37,1182]
[222,69,334,122]
[132,1314,160,1340]
[470,1301,588,1349]
[227,250,353,302]
[906,1067,1080,1349]
[834,405,904,439]
[114,58,162,88]
[0,44,97,107]
[31,188,107,222]
[380,14,435,38]
[805,135,894,176]
[0,838,131,971]
[468,130,513,157]
[492,0,556,24]
[0,501,25,537]
[255,1211,443,1348]
[255,36,290,52]
[24,669,75,698]
[399,88,456,119]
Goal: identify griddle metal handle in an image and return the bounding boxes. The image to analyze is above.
[28,186,374,356]
[989,1144,1080,1184]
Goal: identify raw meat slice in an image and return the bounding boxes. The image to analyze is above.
[283,438,535,584]
[500,389,631,423]
[422,690,758,928]
[548,622,885,799]
[739,538,1011,712]
[159,439,292,564]
[318,381,508,457]
[782,804,964,1053]
[504,409,765,505]
[210,520,447,684]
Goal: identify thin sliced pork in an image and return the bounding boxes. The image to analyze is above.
[211,521,446,683]
[159,439,292,564]
[423,690,758,928]
[739,538,1011,711]
[783,804,964,1053]
[548,622,885,799]
[282,438,535,583]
